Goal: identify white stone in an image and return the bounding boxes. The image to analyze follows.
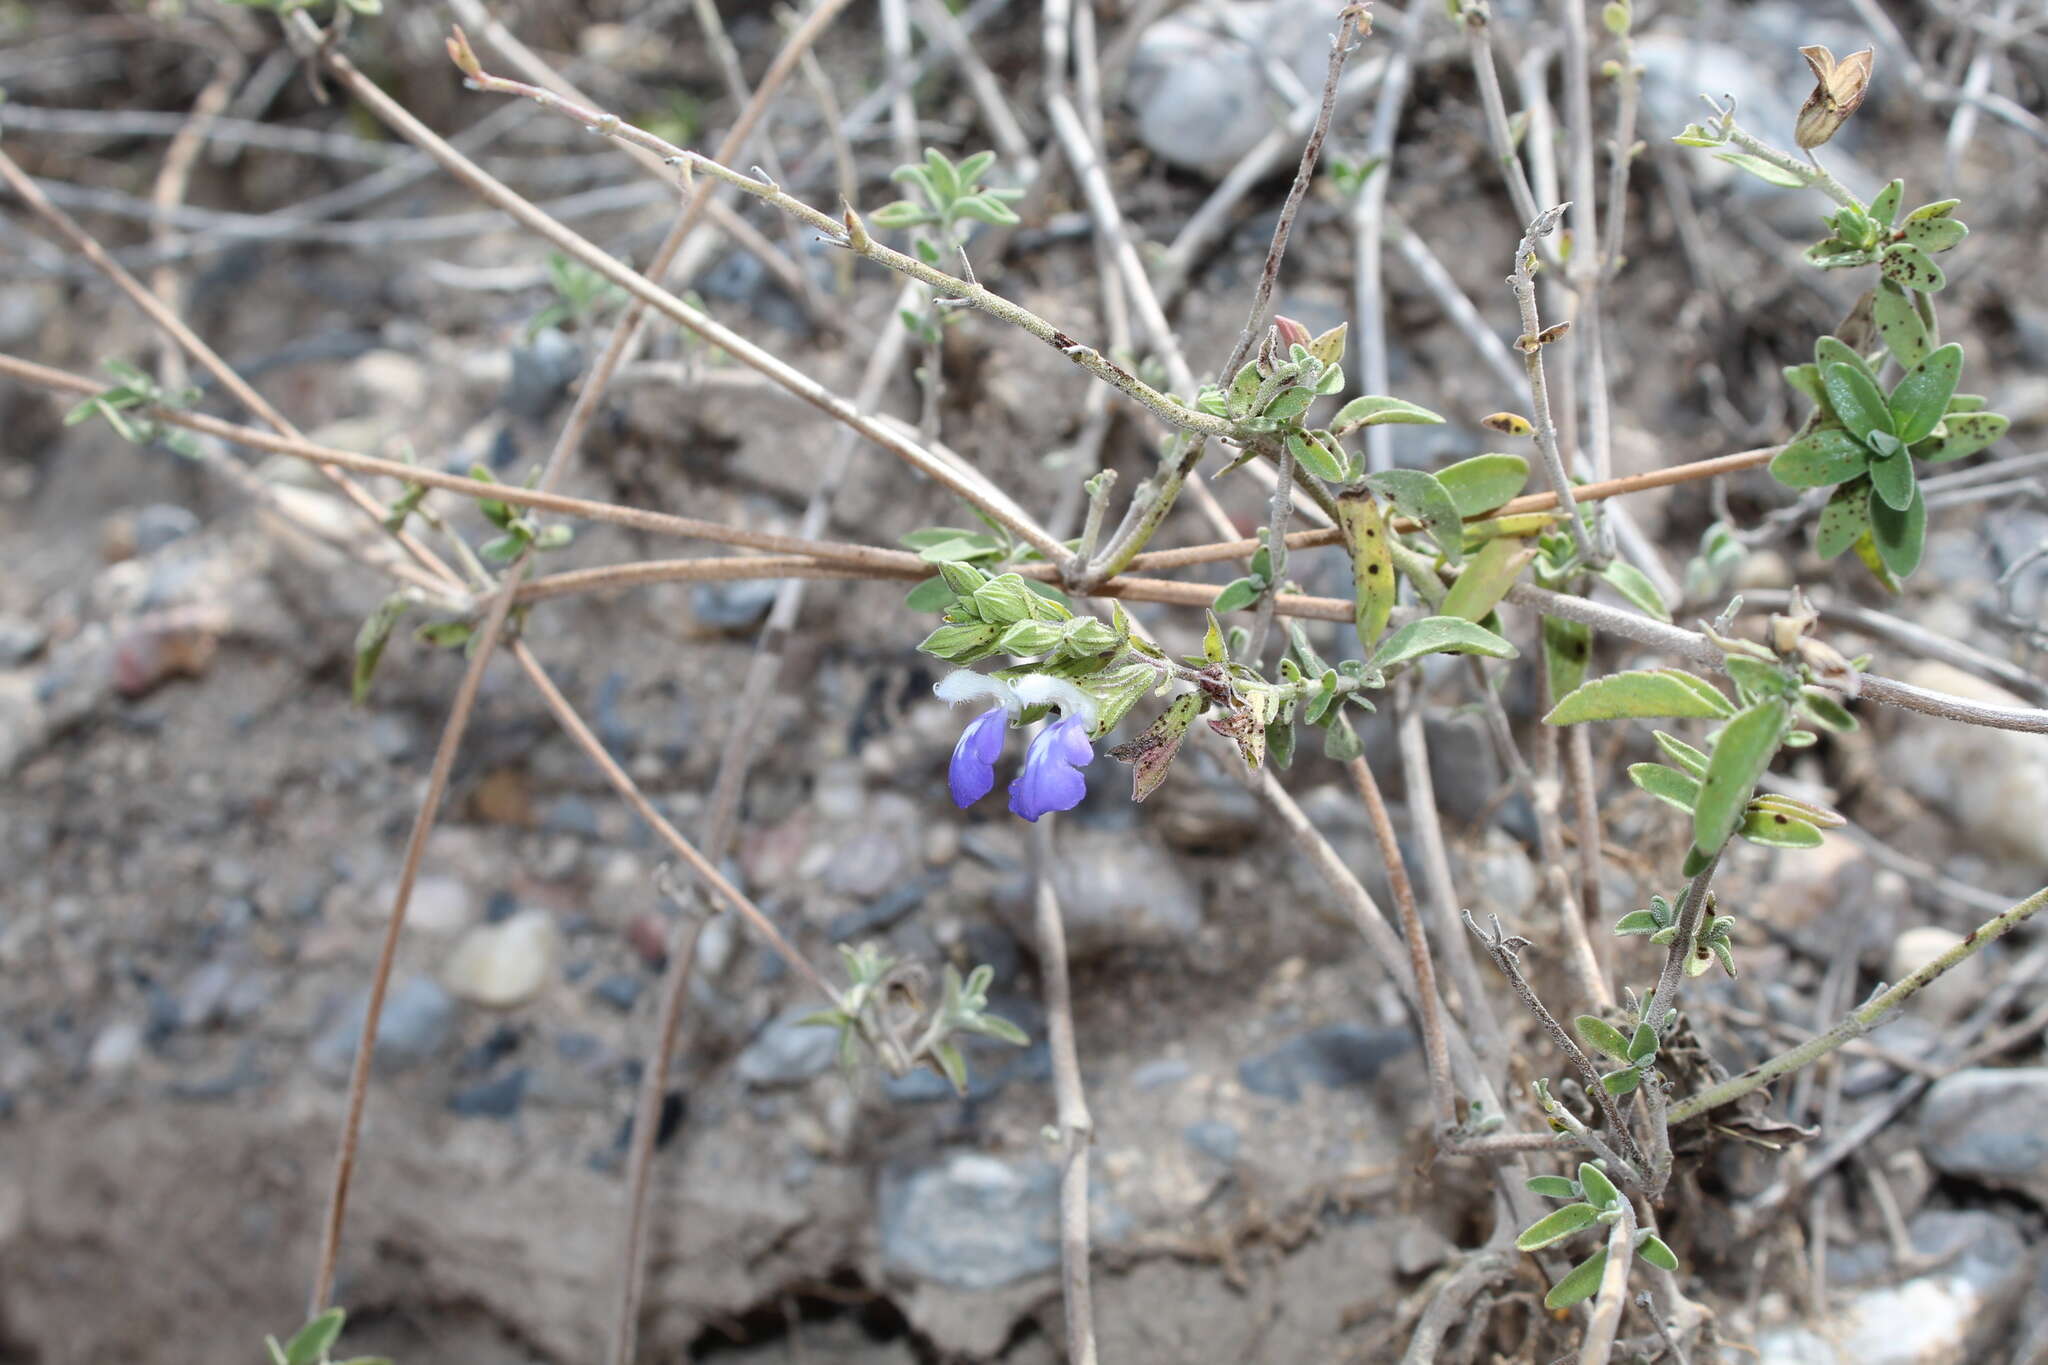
[1888,661,2048,868]
[441,909,557,1008]
[1887,925,1982,1023]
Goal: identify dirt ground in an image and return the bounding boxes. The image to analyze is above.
[3,1,2047,1362]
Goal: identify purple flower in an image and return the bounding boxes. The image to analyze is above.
[1008,713,1095,822]
[948,705,1008,808]
[934,670,1100,819]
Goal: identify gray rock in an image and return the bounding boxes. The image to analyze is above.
[1041,829,1203,957]
[878,1154,1062,1289]
[177,961,237,1030]
[1890,662,2048,868]
[1125,1,1350,179]
[1920,1068,2048,1204]
[1239,1023,1416,1102]
[1132,1058,1195,1091]
[309,976,457,1080]
[1183,1120,1240,1165]
[209,858,257,897]
[690,578,779,630]
[735,1006,840,1087]
[1775,1210,2034,1364]
[0,616,45,667]
[448,1067,529,1120]
[501,327,581,420]
[132,503,201,555]
[591,972,642,1013]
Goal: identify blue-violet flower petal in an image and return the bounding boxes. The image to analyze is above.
[1008,714,1094,822]
[948,704,1009,808]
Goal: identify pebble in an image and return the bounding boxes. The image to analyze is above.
[591,972,642,1013]
[1238,1023,1417,1103]
[1040,829,1203,958]
[500,327,581,420]
[176,961,237,1030]
[1886,926,1983,1024]
[735,1006,841,1087]
[131,503,201,556]
[1754,1210,2033,1363]
[447,1067,529,1120]
[1132,1058,1195,1091]
[87,1018,144,1077]
[308,976,456,1080]
[440,909,558,1009]
[877,1154,1064,1290]
[400,875,476,936]
[1182,1120,1241,1166]
[1919,1068,2048,1205]
[1125,1,1348,179]
[690,579,779,630]
[1888,661,2048,868]
[0,616,45,667]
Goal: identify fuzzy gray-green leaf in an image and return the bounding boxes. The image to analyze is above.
[1369,616,1516,670]
[1823,362,1893,445]
[1367,468,1466,567]
[1629,762,1701,813]
[1869,483,1927,577]
[1814,479,1871,561]
[1888,342,1963,445]
[1693,698,1788,855]
[1545,669,1734,725]
[1516,1202,1602,1250]
[1436,452,1531,516]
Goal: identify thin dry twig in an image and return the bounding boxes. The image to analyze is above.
[1579,1195,1636,1365]
[1031,820,1098,1365]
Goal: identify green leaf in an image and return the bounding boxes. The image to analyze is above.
[1871,282,1930,369]
[1367,468,1467,566]
[1613,910,1662,935]
[1369,616,1517,670]
[1814,479,1872,561]
[1263,386,1316,422]
[1602,1067,1642,1094]
[1322,711,1365,761]
[479,532,526,563]
[1574,1015,1634,1064]
[1692,698,1788,855]
[1868,178,1903,227]
[917,535,1004,564]
[964,1010,1030,1046]
[1436,453,1531,516]
[1783,363,1826,407]
[1212,575,1264,614]
[1868,449,1916,511]
[1516,1202,1602,1251]
[1815,335,1878,388]
[1526,1175,1580,1200]
[1628,761,1701,813]
[1543,616,1593,702]
[1286,429,1348,482]
[1823,362,1894,444]
[1714,151,1806,187]
[1330,394,1445,433]
[1338,492,1396,650]
[1888,343,1963,445]
[1882,242,1947,293]
[996,619,1065,655]
[1906,198,1961,222]
[1443,537,1536,622]
[1599,559,1672,622]
[351,593,415,707]
[1902,216,1968,253]
[1635,1233,1680,1272]
[952,193,1020,226]
[1546,1249,1610,1310]
[1869,483,1926,577]
[1770,428,1869,488]
[1578,1162,1620,1208]
[950,150,995,189]
[1545,669,1734,725]
[1653,730,1710,778]
[905,576,955,612]
[922,147,961,202]
[869,200,928,229]
[1915,411,2008,463]
[282,1310,347,1365]
[1627,1021,1658,1061]
[1738,805,1824,848]
[1228,361,1263,416]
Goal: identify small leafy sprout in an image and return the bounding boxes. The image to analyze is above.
[63,358,202,458]
[1326,154,1383,198]
[265,1307,392,1365]
[870,147,1023,246]
[1516,1162,1678,1310]
[801,946,1025,1095]
[467,463,573,565]
[526,252,626,340]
